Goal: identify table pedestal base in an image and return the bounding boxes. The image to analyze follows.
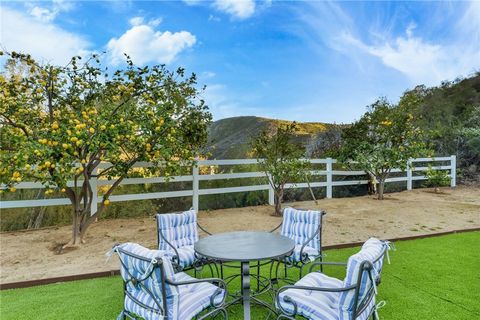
[241,261,251,320]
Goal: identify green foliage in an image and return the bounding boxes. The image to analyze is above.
[409,75,480,179]
[423,166,450,190]
[0,51,211,244]
[339,94,430,199]
[251,123,310,215]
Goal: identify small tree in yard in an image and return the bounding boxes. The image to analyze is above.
[424,166,450,193]
[339,94,429,200]
[251,123,310,216]
[0,51,211,246]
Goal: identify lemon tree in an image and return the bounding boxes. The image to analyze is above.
[0,51,211,246]
[251,123,310,216]
[339,94,429,199]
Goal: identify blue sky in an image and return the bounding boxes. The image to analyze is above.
[1,1,479,123]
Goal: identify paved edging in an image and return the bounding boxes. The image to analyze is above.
[1,227,479,290]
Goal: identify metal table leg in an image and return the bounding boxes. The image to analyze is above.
[241,261,251,320]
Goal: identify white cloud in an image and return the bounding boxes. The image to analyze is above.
[213,0,255,19]
[26,0,74,23]
[347,25,480,86]
[107,23,196,65]
[129,16,144,26]
[29,6,57,22]
[0,7,90,65]
[297,1,480,87]
[129,16,162,27]
[183,0,256,20]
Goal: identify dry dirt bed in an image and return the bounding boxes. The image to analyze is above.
[1,186,479,284]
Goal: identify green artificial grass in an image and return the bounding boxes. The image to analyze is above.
[1,232,479,319]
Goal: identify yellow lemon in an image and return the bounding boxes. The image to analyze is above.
[9,187,16,193]
[103,199,110,205]
[51,122,59,130]
[62,143,69,149]
[100,125,106,131]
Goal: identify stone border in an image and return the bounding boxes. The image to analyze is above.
[1,227,479,290]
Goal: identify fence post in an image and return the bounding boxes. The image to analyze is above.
[192,164,199,212]
[326,158,333,199]
[89,168,98,216]
[267,173,275,205]
[450,155,456,187]
[406,158,413,190]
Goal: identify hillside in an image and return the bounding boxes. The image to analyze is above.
[205,116,331,158]
[205,74,480,165]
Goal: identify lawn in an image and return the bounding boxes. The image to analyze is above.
[1,232,479,319]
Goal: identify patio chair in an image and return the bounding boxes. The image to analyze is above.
[270,207,326,283]
[113,242,227,320]
[156,209,213,272]
[275,238,392,320]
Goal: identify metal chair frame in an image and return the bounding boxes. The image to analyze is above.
[115,246,228,320]
[275,245,388,320]
[270,208,327,284]
[155,210,220,276]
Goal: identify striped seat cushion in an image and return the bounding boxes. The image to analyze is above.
[156,210,199,268]
[284,244,320,263]
[124,272,224,320]
[176,272,225,320]
[339,238,386,320]
[281,208,322,256]
[278,272,375,320]
[278,272,343,319]
[115,243,178,319]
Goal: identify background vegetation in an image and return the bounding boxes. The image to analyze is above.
[2,73,478,232]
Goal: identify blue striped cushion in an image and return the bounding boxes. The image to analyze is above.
[339,238,386,320]
[176,272,225,320]
[124,271,224,320]
[157,210,199,268]
[284,244,320,263]
[157,210,199,250]
[278,272,375,320]
[281,207,322,252]
[115,243,178,319]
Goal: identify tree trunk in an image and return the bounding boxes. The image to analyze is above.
[377,180,385,200]
[64,208,83,247]
[274,188,284,216]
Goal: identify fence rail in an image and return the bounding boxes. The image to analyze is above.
[0,155,456,211]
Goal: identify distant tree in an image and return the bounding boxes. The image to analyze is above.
[0,51,211,246]
[338,94,429,199]
[251,123,310,216]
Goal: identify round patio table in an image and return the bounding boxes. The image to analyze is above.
[194,231,295,320]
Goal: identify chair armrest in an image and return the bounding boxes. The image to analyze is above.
[197,222,212,235]
[298,226,322,261]
[166,277,227,307]
[276,283,355,316]
[269,222,283,233]
[157,229,181,268]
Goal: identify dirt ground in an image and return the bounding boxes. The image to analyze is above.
[1,186,479,284]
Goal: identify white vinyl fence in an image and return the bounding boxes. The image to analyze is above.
[0,156,456,213]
